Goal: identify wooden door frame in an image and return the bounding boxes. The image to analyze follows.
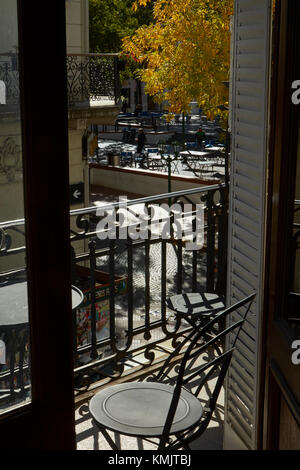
[0,1,76,449]
[260,0,300,450]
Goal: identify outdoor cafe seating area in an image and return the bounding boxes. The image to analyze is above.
[90,110,227,179]
[90,139,226,179]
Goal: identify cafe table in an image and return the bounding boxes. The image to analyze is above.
[180,150,209,159]
[0,281,83,398]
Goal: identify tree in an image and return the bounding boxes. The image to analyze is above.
[122,0,233,118]
[89,0,153,53]
[90,0,153,105]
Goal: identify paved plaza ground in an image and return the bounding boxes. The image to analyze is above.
[90,112,227,180]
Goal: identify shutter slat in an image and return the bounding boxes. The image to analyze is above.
[230,306,257,334]
[233,198,259,223]
[232,247,259,273]
[228,408,253,449]
[230,359,255,389]
[233,227,259,252]
[234,173,260,195]
[228,391,254,423]
[232,210,260,237]
[229,370,254,410]
[235,160,260,181]
[231,276,257,297]
[231,348,255,377]
[231,280,255,301]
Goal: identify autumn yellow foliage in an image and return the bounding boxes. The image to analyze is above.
[122,0,233,118]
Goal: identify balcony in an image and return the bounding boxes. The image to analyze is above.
[67,53,120,107]
[0,53,20,115]
[0,52,121,113]
[67,53,121,128]
[0,183,228,449]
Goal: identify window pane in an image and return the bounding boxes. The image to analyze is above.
[0,0,31,414]
[293,121,300,294]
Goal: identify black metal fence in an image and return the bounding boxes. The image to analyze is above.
[70,184,228,395]
[0,54,20,109]
[0,184,228,407]
[0,53,121,110]
[66,53,121,106]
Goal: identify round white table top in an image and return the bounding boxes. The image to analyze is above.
[0,282,83,327]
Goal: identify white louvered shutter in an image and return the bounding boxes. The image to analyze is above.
[224,0,272,450]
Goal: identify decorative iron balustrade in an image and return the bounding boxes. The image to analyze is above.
[0,53,121,111]
[66,53,121,107]
[0,54,20,109]
[0,184,228,407]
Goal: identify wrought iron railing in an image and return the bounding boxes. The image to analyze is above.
[0,53,121,111]
[0,184,228,407]
[0,54,20,109]
[66,53,121,107]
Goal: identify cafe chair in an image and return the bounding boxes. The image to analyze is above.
[166,291,225,332]
[89,293,256,450]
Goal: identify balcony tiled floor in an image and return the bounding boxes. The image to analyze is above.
[75,340,225,450]
[75,402,224,450]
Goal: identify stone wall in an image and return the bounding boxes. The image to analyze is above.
[66,0,89,54]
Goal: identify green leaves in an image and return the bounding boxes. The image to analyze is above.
[89,0,153,53]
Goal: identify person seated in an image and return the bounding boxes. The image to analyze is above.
[195,127,206,146]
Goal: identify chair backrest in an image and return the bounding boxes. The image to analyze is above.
[156,292,256,449]
[186,142,197,149]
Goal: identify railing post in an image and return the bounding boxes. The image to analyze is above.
[161,238,167,332]
[89,238,98,360]
[144,205,151,340]
[206,191,216,293]
[126,237,134,346]
[109,238,116,352]
[177,202,184,294]
[192,213,198,292]
[216,186,229,297]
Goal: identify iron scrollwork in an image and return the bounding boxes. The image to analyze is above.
[0,185,228,398]
[0,57,20,107]
[67,54,120,106]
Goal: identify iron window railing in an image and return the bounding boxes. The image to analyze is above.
[0,53,121,111]
[0,53,20,110]
[66,53,121,107]
[0,184,228,405]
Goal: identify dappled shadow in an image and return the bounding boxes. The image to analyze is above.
[96,240,208,313]
[75,343,224,450]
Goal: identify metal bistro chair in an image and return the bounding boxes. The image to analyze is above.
[89,293,256,450]
[166,291,226,333]
[120,151,133,167]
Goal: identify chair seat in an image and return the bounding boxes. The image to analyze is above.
[89,382,203,438]
[166,292,225,317]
